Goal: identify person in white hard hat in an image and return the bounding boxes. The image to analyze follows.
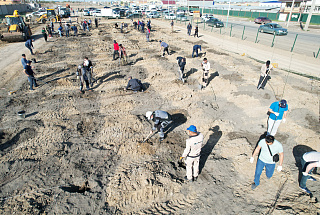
[146,110,172,141]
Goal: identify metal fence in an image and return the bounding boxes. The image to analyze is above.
[172,17,320,58]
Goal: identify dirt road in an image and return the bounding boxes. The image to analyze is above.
[0,17,319,214]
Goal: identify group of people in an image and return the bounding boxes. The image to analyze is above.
[113,40,128,63]
[187,23,199,38]
[132,19,152,42]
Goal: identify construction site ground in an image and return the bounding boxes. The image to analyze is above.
[0,16,319,214]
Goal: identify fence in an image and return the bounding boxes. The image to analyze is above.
[0,4,30,16]
[178,7,320,24]
[172,16,320,58]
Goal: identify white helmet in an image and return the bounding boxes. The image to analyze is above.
[146,111,153,120]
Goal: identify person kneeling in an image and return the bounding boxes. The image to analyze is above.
[124,76,144,92]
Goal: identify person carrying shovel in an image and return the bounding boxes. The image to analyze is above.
[257,60,273,90]
[146,110,172,141]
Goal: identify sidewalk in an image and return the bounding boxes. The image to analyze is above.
[153,19,320,79]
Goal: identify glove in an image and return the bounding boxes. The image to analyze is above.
[250,157,254,163]
[274,112,279,117]
[179,157,183,160]
[277,166,282,172]
[282,118,286,123]
[302,172,308,176]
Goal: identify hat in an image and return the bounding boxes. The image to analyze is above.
[159,40,162,43]
[27,60,32,64]
[280,99,287,108]
[187,125,197,133]
[128,76,132,79]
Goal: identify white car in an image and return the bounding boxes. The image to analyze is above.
[202,14,214,22]
[147,12,160,18]
[92,9,102,17]
[165,13,176,20]
[83,9,90,16]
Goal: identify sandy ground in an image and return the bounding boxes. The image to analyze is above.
[0,15,319,214]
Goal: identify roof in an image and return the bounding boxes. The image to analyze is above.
[162,0,176,4]
[260,1,282,3]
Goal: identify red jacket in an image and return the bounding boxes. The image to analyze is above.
[114,43,119,51]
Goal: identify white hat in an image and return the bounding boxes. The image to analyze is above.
[146,111,153,120]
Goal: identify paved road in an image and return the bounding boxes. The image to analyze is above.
[175,15,320,58]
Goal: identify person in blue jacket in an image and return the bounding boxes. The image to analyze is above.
[25,39,35,55]
[192,45,201,58]
[267,100,288,136]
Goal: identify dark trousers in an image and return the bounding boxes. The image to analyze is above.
[257,75,268,89]
[28,76,38,90]
[188,29,191,35]
[113,50,119,60]
[163,47,169,56]
[192,48,198,58]
[95,21,98,28]
[43,33,47,42]
[25,45,34,55]
[194,31,198,38]
[142,27,144,33]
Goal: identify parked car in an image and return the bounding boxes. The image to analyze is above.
[202,14,214,22]
[206,18,224,28]
[126,13,143,19]
[165,13,176,20]
[147,12,160,18]
[258,23,288,35]
[176,9,185,15]
[176,14,188,21]
[26,11,41,19]
[83,9,90,16]
[92,9,102,17]
[254,17,272,24]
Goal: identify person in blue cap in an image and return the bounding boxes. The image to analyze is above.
[180,125,204,182]
[267,99,288,136]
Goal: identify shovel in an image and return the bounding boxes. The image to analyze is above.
[140,131,156,143]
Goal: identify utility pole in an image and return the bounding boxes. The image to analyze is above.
[305,0,316,30]
[226,0,231,27]
[297,0,305,23]
[286,0,295,27]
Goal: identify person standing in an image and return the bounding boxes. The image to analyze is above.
[124,76,144,92]
[141,21,145,33]
[250,135,284,190]
[147,19,151,31]
[177,56,186,81]
[146,110,172,141]
[82,21,86,31]
[65,23,70,37]
[83,57,93,87]
[21,54,28,68]
[23,60,38,91]
[137,20,140,31]
[192,45,201,58]
[267,100,288,136]
[42,27,47,42]
[146,27,150,42]
[187,22,192,36]
[119,44,127,63]
[180,125,204,182]
[257,60,273,90]
[113,40,120,60]
[76,65,90,92]
[194,25,199,38]
[46,24,52,37]
[25,39,35,55]
[95,17,98,28]
[159,40,170,57]
[71,24,78,36]
[58,25,63,37]
[299,151,320,194]
[171,20,174,32]
[51,21,54,32]
[201,58,210,88]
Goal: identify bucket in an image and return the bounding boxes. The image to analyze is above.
[17,111,26,119]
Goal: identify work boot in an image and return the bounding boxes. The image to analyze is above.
[193,176,198,182]
[184,176,192,183]
[251,183,258,190]
[299,186,311,194]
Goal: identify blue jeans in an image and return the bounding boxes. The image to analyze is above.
[300,157,314,188]
[254,159,275,186]
[66,30,69,37]
[58,30,62,37]
[192,49,198,58]
[28,76,37,90]
[25,45,33,55]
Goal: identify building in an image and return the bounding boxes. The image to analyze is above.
[179,0,215,8]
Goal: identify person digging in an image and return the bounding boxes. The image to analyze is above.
[146,110,172,141]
